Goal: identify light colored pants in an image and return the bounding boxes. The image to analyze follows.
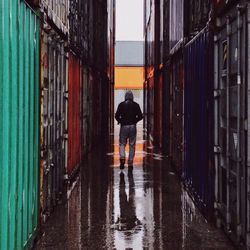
[119,125,137,165]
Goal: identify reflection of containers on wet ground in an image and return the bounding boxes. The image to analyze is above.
[213,2,250,247]
[0,1,40,249]
[183,27,214,219]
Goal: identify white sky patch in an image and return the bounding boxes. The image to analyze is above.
[116,0,143,41]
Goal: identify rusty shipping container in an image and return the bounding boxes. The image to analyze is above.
[144,0,171,151]
[80,67,91,155]
[214,2,250,247]
[40,26,68,218]
[186,0,212,37]
[0,1,40,249]
[213,0,239,16]
[144,0,158,145]
[40,0,69,35]
[69,0,88,57]
[107,0,115,133]
[67,53,81,177]
[169,0,185,53]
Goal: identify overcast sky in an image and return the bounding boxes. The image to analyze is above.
[116,0,144,41]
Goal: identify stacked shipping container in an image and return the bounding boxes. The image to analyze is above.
[40,0,69,219]
[144,0,250,248]
[144,0,166,149]
[68,53,81,177]
[0,1,40,249]
[213,0,250,245]
[184,29,214,218]
[0,0,115,248]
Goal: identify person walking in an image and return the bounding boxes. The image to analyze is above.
[115,91,143,170]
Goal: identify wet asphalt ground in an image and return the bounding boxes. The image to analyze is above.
[34,123,235,250]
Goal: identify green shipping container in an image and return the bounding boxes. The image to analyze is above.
[0,1,40,249]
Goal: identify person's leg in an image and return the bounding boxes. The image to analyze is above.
[119,125,128,169]
[128,125,137,168]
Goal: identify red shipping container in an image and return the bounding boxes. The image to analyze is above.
[154,70,163,148]
[213,0,236,15]
[68,53,81,176]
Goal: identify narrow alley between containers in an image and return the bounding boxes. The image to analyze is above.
[1,0,250,250]
[34,123,234,249]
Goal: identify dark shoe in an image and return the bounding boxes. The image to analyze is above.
[120,172,125,185]
[128,165,133,171]
[120,159,125,170]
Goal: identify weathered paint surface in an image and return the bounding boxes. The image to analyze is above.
[0,1,40,249]
[40,29,67,216]
[214,4,250,246]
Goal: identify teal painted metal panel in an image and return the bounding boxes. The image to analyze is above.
[0,1,40,249]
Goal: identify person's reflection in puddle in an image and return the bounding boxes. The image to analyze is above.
[116,171,141,233]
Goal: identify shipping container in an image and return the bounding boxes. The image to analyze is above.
[40,28,67,218]
[69,0,89,57]
[162,62,171,155]
[80,67,91,155]
[0,1,40,249]
[107,0,115,134]
[214,2,250,247]
[169,0,184,53]
[41,0,69,35]
[144,0,162,148]
[67,53,81,177]
[169,52,184,174]
[153,69,163,148]
[184,28,214,218]
[186,0,212,37]
[213,0,239,16]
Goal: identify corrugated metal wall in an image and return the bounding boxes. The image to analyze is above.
[40,29,67,217]
[184,28,214,218]
[68,53,81,176]
[0,0,115,247]
[144,0,250,248]
[0,1,40,249]
[169,53,184,173]
[169,0,184,52]
[214,3,250,245]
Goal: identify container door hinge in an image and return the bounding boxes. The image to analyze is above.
[64,91,68,99]
[214,89,221,98]
[247,232,250,249]
[64,134,68,141]
[214,146,221,153]
[244,119,248,130]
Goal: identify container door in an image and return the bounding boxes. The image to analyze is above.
[68,53,81,177]
[214,6,248,243]
[246,4,250,248]
[170,53,184,174]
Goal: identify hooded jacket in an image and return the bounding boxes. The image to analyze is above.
[115,91,143,126]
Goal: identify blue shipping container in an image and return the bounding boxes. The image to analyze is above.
[184,28,214,219]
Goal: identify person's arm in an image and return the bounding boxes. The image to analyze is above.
[115,104,122,124]
[135,104,143,123]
